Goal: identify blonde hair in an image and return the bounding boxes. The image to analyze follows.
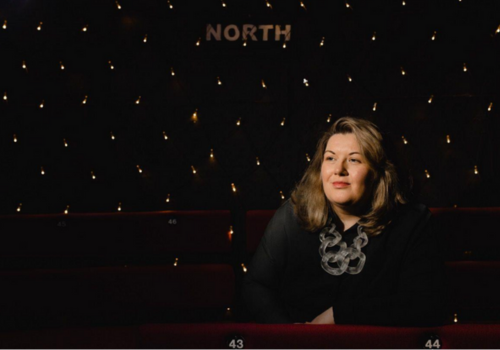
[290,117,407,237]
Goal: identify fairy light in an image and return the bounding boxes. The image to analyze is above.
[135,96,141,104]
[474,165,478,175]
[428,95,434,103]
[64,205,70,215]
[39,100,44,109]
[117,202,122,211]
[401,67,406,76]
[82,95,88,105]
[281,117,286,126]
[282,41,287,49]
[166,194,171,203]
[454,313,458,323]
[488,102,493,111]
[110,131,115,140]
[108,61,115,70]
[174,258,179,267]
[300,1,307,10]
[280,191,285,200]
[303,78,309,87]
[402,136,408,145]
[261,79,267,89]
[22,60,27,71]
[243,39,247,47]
[37,22,43,31]
[2,20,6,30]
[163,131,168,140]
[347,75,352,82]
[63,138,68,147]
[372,32,376,41]
[425,169,430,178]
[327,114,332,123]
[229,226,234,235]
[221,0,227,7]
[373,102,377,111]
[60,61,65,70]
[463,63,467,72]
[256,157,260,166]
[143,34,148,43]
[431,31,437,40]
[236,117,241,126]
[496,25,500,35]
[191,166,197,174]
[3,92,7,101]
[196,37,201,46]
[306,153,311,162]
[91,170,96,180]
[266,0,272,9]
[346,2,351,8]
[115,1,121,10]
[13,134,17,143]
[402,0,406,5]
[217,76,222,85]
[191,108,198,123]
[171,67,175,76]
[17,203,22,212]
[167,0,173,9]
[136,165,143,173]
[82,24,88,32]
[241,263,247,273]
[210,149,214,158]
[446,135,451,144]
[231,183,236,192]
[320,37,325,46]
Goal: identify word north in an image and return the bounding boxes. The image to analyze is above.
[206,24,292,41]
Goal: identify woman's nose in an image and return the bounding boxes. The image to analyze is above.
[334,160,348,175]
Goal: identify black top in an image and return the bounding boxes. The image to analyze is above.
[242,199,448,326]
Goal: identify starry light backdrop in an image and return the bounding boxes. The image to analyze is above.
[0,0,499,214]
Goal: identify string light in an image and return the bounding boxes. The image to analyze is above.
[136,165,143,173]
[306,154,311,162]
[82,95,88,105]
[163,131,168,140]
[303,78,309,87]
[22,60,27,71]
[2,20,6,30]
[135,96,141,104]
[373,102,377,111]
[166,194,171,203]
[108,61,115,70]
[64,205,70,215]
[496,25,500,35]
[241,263,247,273]
[402,136,408,145]
[217,76,222,85]
[488,102,493,111]
[372,32,376,41]
[229,226,234,235]
[210,149,214,158]
[37,22,43,31]
[3,92,7,101]
[346,2,351,8]
[281,117,286,126]
[171,67,175,76]
[82,24,88,32]
[280,191,285,200]
[463,63,467,72]
[191,108,198,123]
[167,0,173,9]
[17,203,22,212]
[231,183,237,192]
[63,138,68,147]
[110,131,115,140]
[320,37,325,46]
[13,134,17,143]
[60,61,65,70]
[347,74,352,82]
[428,95,434,103]
[117,202,122,211]
[256,157,260,166]
[446,135,451,144]
[327,114,332,123]
[236,117,241,126]
[39,100,44,109]
[401,67,406,76]
[196,37,201,46]
[300,1,307,11]
[174,258,179,267]
[243,39,247,47]
[431,31,437,40]
[91,170,96,180]
[474,165,478,175]
[425,169,430,178]
[266,0,272,9]
[454,313,458,323]
[221,0,227,7]
[282,41,286,49]
[261,79,267,89]
[115,1,121,10]
[143,34,148,43]
[402,0,406,5]
[191,166,197,174]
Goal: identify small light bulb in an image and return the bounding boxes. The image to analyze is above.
[306,154,311,162]
[243,39,247,47]
[191,165,196,174]
[2,20,6,30]
[82,24,88,32]
[82,95,88,105]
[39,100,44,109]
[372,32,376,41]
[402,136,408,145]
[116,1,121,10]
[166,194,171,203]
[236,117,241,126]
[474,165,478,175]
[281,118,286,126]
[217,76,222,85]
[171,67,175,76]
[117,202,122,211]
[327,114,332,123]
[261,79,267,89]
[64,205,70,215]
[402,0,406,5]
[135,96,141,104]
[300,1,307,10]
[231,183,236,192]
[110,131,115,140]
[221,0,226,7]
[346,2,351,8]
[91,171,96,180]
[320,37,325,47]
[143,34,147,43]
[136,165,142,173]
[401,67,406,76]
[428,95,434,103]
[163,131,168,140]
[282,42,287,49]
[266,0,272,9]
[303,78,309,87]
[174,258,179,267]
[17,203,22,212]
[488,102,493,111]
[108,61,114,70]
[63,138,68,147]
[454,313,458,323]
[431,31,437,40]
[167,0,173,9]
[191,108,198,123]
[196,37,201,46]
[425,169,430,178]
[13,134,17,143]
[3,92,7,101]
[347,75,352,82]
[373,102,377,111]
[241,263,247,273]
[446,135,451,144]
[41,167,45,175]
[60,61,65,70]
[280,191,285,200]
[210,149,214,158]
[22,60,27,70]
[256,157,260,166]
[463,63,467,72]
[496,25,500,35]
[37,22,42,31]
[229,226,234,235]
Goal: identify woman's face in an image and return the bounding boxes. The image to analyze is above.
[321,133,374,213]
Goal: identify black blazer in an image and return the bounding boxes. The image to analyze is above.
[242,199,448,326]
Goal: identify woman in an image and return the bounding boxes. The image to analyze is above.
[242,117,448,326]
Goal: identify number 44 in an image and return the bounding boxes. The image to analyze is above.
[425,338,441,349]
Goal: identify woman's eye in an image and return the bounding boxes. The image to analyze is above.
[350,159,360,163]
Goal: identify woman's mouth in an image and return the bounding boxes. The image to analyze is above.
[333,182,350,188]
